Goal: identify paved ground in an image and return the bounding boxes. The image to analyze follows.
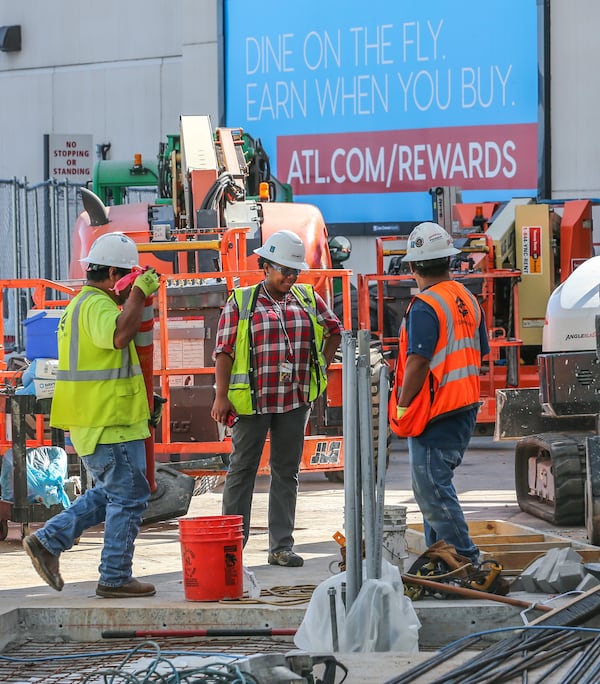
[0,436,596,682]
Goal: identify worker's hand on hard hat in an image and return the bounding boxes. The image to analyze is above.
[133,268,160,297]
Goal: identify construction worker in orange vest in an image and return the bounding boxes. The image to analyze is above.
[389,222,490,565]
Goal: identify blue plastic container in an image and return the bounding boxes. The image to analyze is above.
[23,310,61,360]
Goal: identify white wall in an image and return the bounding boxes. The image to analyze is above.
[0,0,221,180]
[0,0,598,272]
[550,0,600,200]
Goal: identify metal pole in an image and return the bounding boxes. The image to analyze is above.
[22,177,32,279]
[49,179,58,281]
[374,362,389,579]
[342,331,361,611]
[62,181,72,281]
[44,177,52,280]
[11,178,19,277]
[11,179,23,352]
[358,352,376,580]
[31,184,42,277]
[357,329,376,580]
[375,593,391,651]
[327,586,339,651]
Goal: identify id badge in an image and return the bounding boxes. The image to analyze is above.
[279,361,293,382]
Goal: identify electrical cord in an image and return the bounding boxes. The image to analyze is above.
[200,173,244,212]
[79,640,261,683]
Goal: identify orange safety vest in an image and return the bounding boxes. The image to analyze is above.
[389,280,482,438]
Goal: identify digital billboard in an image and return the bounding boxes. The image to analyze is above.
[224,0,540,232]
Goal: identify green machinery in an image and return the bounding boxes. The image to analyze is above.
[91,131,292,206]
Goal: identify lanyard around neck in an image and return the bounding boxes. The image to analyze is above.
[262,282,294,359]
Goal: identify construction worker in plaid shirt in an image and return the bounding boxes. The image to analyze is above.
[211,230,343,567]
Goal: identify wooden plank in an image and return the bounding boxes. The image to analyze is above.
[409,521,512,535]
[472,534,548,544]
[479,541,572,553]
[406,519,600,575]
[480,550,546,572]
[481,548,600,573]
[577,549,600,563]
[408,520,558,537]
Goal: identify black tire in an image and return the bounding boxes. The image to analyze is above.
[586,436,600,546]
[514,432,588,526]
[325,470,345,484]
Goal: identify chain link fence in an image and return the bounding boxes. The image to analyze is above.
[0,179,157,350]
[0,178,82,282]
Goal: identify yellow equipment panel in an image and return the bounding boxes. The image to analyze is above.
[486,197,534,269]
[515,204,557,346]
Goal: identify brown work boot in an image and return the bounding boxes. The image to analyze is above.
[22,534,64,592]
[96,578,156,598]
[268,549,304,567]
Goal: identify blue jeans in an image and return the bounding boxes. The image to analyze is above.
[36,440,150,587]
[408,437,479,563]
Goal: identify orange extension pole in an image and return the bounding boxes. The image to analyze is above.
[135,295,157,493]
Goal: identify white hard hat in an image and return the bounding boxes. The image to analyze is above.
[402,222,461,262]
[254,230,309,270]
[80,232,140,269]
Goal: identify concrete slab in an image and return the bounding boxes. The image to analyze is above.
[0,436,595,681]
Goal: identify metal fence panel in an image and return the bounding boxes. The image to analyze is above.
[0,179,157,349]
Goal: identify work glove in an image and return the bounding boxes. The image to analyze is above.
[150,393,167,428]
[134,268,160,297]
[397,406,407,419]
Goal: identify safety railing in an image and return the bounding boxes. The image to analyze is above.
[151,266,353,476]
[0,266,354,479]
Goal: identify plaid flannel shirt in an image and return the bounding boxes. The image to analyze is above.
[214,284,343,413]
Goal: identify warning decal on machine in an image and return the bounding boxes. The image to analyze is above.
[310,440,342,466]
[521,225,542,274]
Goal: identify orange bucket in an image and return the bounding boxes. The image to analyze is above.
[178,515,244,601]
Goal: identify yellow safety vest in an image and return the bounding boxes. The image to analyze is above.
[228,283,328,414]
[50,288,149,430]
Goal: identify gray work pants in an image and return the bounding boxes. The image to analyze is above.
[221,404,311,553]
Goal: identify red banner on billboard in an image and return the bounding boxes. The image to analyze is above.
[277,123,537,195]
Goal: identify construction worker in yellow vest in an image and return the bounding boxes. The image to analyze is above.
[211,230,343,567]
[23,232,160,598]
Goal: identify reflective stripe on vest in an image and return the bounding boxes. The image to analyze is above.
[424,286,481,387]
[55,290,142,382]
[229,287,255,387]
[291,283,327,400]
